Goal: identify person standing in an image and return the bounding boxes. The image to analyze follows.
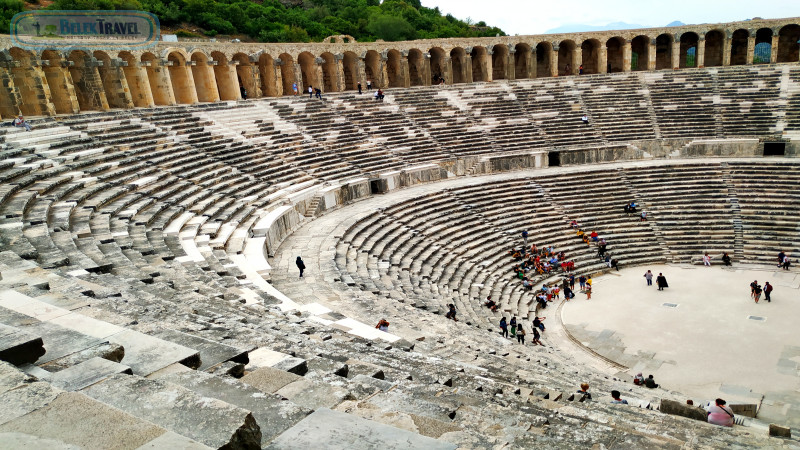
[366,79,372,91]
[753,283,762,303]
[308,86,314,98]
[579,64,584,75]
[783,255,791,270]
[296,256,306,277]
[500,317,508,338]
[516,324,525,345]
[357,81,362,94]
[315,87,322,99]
[703,252,711,266]
[509,316,517,338]
[750,280,758,299]
[764,281,773,302]
[579,275,586,291]
[644,270,654,286]
[292,82,298,95]
[656,273,668,290]
[522,230,528,248]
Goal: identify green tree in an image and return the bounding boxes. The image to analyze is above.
[366,14,414,41]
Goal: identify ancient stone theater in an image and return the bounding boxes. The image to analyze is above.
[0,15,799,449]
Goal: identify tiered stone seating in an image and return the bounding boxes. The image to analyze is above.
[717,66,783,138]
[643,70,718,138]
[580,74,658,143]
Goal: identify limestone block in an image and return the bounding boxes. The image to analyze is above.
[241,366,303,393]
[769,424,791,438]
[0,432,80,449]
[0,381,61,426]
[48,357,132,391]
[0,360,36,395]
[659,399,708,422]
[275,378,353,410]
[153,329,249,371]
[0,323,45,366]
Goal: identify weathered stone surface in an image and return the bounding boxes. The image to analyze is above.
[0,432,80,449]
[40,342,125,372]
[275,379,353,411]
[769,424,791,438]
[0,323,46,366]
[266,408,456,450]
[271,357,308,375]
[134,431,211,449]
[659,399,708,422]
[0,360,36,395]
[82,374,262,449]
[0,381,61,426]
[154,329,249,371]
[48,357,133,391]
[107,330,200,376]
[241,366,303,394]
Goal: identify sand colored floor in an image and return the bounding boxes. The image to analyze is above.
[562,263,800,427]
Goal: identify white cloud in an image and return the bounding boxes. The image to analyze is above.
[421,0,800,35]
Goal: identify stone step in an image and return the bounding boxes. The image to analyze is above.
[153,329,251,371]
[241,366,353,411]
[0,322,46,366]
[82,373,262,449]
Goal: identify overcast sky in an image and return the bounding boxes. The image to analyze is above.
[420,0,800,35]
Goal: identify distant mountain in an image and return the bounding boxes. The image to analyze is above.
[665,21,686,27]
[544,22,646,34]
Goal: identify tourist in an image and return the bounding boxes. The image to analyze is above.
[308,86,313,98]
[644,374,659,389]
[579,275,587,291]
[783,255,791,270]
[357,81,362,94]
[240,85,247,100]
[585,284,591,300]
[375,319,390,332]
[315,87,322,99]
[604,254,612,267]
[707,398,735,427]
[576,383,592,400]
[644,270,653,286]
[445,304,457,321]
[764,281,773,302]
[563,285,573,300]
[778,251,785,268]
[374,89,385,101]
[13,115,31,132]
[531,326,543,346]
[753,283,762,303]
[568,274,575,290]
[581,114,589,125]
[633,373,645,386]
[750,280,758,299]
[569,219,578,228]
[532,316,545,332]
[656,273,668,291]
[640,211,647,221]
[610,258,619,271]
[366,79,372,90]
[516,324,526,344]
[484,296,498,311]
[522,230,528,247]
[610,390,628,404]
[296,256,306,277]
[579,64,584,75]
[500,317,508,338]
[722,252,732,266]
[292,82,298,95]
[703,252,711,266]
[597,242,607,257]
[509,316,517,337]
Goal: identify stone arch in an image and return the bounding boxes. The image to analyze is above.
[386,49,403,88]
[342,51,358,91]
[93,50,132,109]
[119,51,153,108]
[407,48,425,86]
[491,44,508,80]
[450,47,467,84]
[679,32,699,68]
[190,51,219,103]
[364,50,381,88]
[535,42,552,78]
[631,35,649,71]
[167,50,197,104]
[778,24,800,63]
[233,53,256,98]
[141,52,173,105]
[754,28,773,64]
[581,39,601,74]
[471,46,490,82]
[704,29,724,67]
[41,50,78,114]
[514,43,531,79]
[429,47,446,84]
[278,53,295,95]
[606,37,624,72]
[320,52,339,92]
[298,51,318,91]
[655,33,673,69]
[211,51,237,101]
[730,29,749,65]
[558,40,576,75]
[258,53,278,97]
[67,49,109,112]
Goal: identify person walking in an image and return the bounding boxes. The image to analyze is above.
[315,87,322,99]
[357,81,362,94]
[644,270,654,286]
[778,251,785,268]
[750,280,758,299]
[656,273,668,291]
[296,256,306,277]
[308,86,314,98]
[753,283,762,303]
[764,281,773,302]
[500,317,508,338]
[516,324,526,345]
[532,326,544,346]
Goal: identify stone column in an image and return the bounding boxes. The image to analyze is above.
[622,40,632,72]
[484,48,494,82]
[72,57,110,111]
[599,46,608,74]
[530,48,537,78]
[722,34,732,66]
[0,64,21,118]
[145,59,176,106]
[130,61,155,107]
[334,54,345,91]
[463,49,474,83]
[696,38,706,68]
[443,56,453,85]
[226,60,241,100]
[44,59,81,113]
[551,45,559,77]
[356,58,367,87]
[671,41,681,69]
[770,34,779,63]
[293,63,303,90]
[102,58,135,109]
[273,59,284,97]
[399,54,411,88]
[314,59,325,92]
[648,39,657,70]
[746,36,755,65]
[423,53,432,86]
[572,49,581,75]
[507,47,516,80]
[378,56,389,88]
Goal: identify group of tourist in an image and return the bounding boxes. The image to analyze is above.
[498,314,545,346]
[749,280,774,303]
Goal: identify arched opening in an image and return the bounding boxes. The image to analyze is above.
[298,51,318,91]
[730,29,749,65]
[429,47,446,84]
[41,50,78,114]
[471,46,489,82]
[581,39,600,74]
[386,49,403,88]
[606,37,624,72]
[320,52,338,92]
[141,52,171,105]
[211,51,236,101]
[704,30,724,67]
[233,53,256,98]
[67,49,108,112]
[536,42,552,78]
[514,43,531,79]
[258,54,278,97]
[167,51,196,104]
[342,51,358,90]
[679,32,698,68]
[407,49,425,86]
[491,44,508,80]
[656,33,673,69]
[754,28,773,64]
[778,24,800,63]
[191,52,219,103]
[450,47,466,84]
[119,51,152,107]
[631,36,649,71]
[364,50,381,88]
[558,40,576,75]
[278,53,295,96]
[93,50,131,109]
